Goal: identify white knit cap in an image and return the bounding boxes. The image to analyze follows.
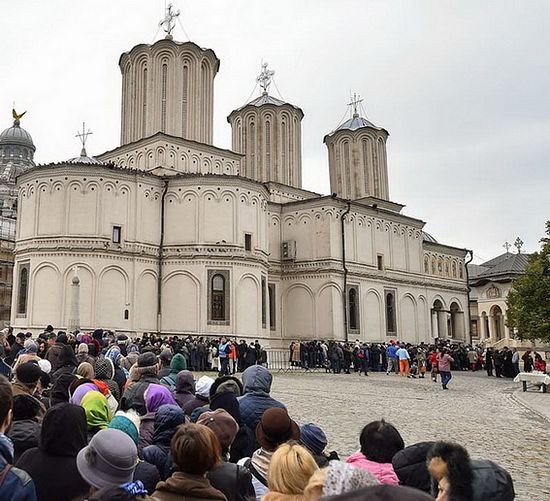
[195,375,215,398]
[38,359,52,374]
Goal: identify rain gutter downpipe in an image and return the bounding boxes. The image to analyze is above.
[157,180,168,335]
[341,200,351,342]
[464,249,474,345]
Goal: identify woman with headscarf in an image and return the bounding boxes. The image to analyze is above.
[76,342,95,366]
[76,361,95,380]
[94,357,121,401]
[70,382,100,406]
[160,354,187,391]
[16,403,89,501]
[174,370,196,409]
[139,384,177,453]
[105,345,128,394]
[80,390,113,440]
[51,344,79,385]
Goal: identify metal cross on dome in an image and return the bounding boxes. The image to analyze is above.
[348,93,363,117]
[159,3,180,39]
[514,237,524,254]
[257,62,275,95]
[503,241,511,252]
[75,122,93,156]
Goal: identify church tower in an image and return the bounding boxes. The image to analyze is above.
[227,64,304,188]
[324,95,389,201]
[119,6,219,146]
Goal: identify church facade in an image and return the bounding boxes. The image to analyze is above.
[10,31,470,345]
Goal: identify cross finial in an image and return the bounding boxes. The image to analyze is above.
[514,237,524,254]
[503,241,511,252]
[75,122,93,157]
[257,62,275,95]
[348,92,363,118]
[159,3,180,40]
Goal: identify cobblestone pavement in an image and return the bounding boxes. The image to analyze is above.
[269,370,550,500]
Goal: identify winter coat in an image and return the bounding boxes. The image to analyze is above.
[392,441,434,493]
[346,452,399,485]
[238,365,286,435]
[182,394,210,417]
[10,383,47,419]
[175,370,196,409]
[207,462,256,501]
[120,372,160,415]
[160,354,188,390]
[471,459,515,501]
[138,411,156,453]
[16,403,88,501]
[152,471,227,501]
[0,433,37,501]
[142,404,185,480]
[7,419,40,463]
[134,459,161,496]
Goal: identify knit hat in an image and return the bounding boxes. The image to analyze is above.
[77,343,89,354]
[23,339,38,353]
[94,358,114,380]
[76,428,138,489]
[159,349,173,364]
[323,485,432,501]
[323,462,379,497]
[209,375,244,399]
[13,394,41,420]
[57,333,68,344]
[256,407,300,451]
[197,409,239,451]
[109,411,141,445]
[38,359,51,374]
[16,361,43,384]
[138,352,157,368]
[300,423,328,456]
[170,353,187,373]
[195,375,215,398]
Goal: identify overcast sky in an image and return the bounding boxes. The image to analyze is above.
[1,0,549,263]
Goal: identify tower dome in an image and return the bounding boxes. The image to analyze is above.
[0,112,36,174]
[227,63,303,188]
[324,95,389,201]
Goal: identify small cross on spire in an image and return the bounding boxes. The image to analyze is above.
[503,241,511,252]
[514,237,524,254]
[257,62,275,95]
[75,122,93,157]
[159,3,180,40]
[348,93,363,118]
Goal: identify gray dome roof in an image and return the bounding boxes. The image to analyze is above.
[67,148,103,165]
[0,122,36,151]
[230,92,303,116]
[422,231,438,243]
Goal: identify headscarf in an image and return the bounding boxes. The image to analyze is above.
[77,343,89,354]
[145,384,177,414]
[106,346,122,366]
[109,410,141,445]
[77,362,95,379]
[94,358,114,380]
[40,403,87,456]
[71,382,99,406]
[81,390,112,430]
[323,461,379,496]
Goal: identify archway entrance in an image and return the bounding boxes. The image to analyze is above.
[490,305,504,341]
[431,299,448,339]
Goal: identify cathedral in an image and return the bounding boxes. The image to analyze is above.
[9,15,470,345]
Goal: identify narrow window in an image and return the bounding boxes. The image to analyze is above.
[386,292,396,334]
[244,233,252,251]
[261,277,266,328]
[112,225,122,244]
[211,274,226,321]
[377,254,384,270]
[161,63,168,132]
[182,65,188,137]
[142,67,148,137]
[17,265,29,315]
[268,283,276,330]
[124,309,129,320]
[349,288,358,330]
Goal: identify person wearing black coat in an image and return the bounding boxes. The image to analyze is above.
[120,352,160,415]
[7,394,41,462]
[485,348,494,376]
[142,404,186,480]
[392,441,435,493]
[16,403,89,501]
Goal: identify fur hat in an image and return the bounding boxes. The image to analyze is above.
[197,409,239,451]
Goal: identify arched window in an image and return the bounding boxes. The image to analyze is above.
[349,288,358,330]
[386,292,396,334]
[161,63,168,132]
[459,264,464,279]
[211,274,226,321]
[424,256,429,274]
[17,266,29,315]
[431,257,436,275]
[182,65,188,136]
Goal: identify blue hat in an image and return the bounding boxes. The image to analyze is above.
[300,423,327,456]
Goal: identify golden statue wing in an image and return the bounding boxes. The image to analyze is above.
[12,109,26,121]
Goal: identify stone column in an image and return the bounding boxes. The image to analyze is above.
[431,310,439,338]
[488,315,494,341]
[68,268,80,333]
[439,311,449,338]
[479,316,487,341]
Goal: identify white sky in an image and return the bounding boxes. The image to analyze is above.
[1,0,549,263]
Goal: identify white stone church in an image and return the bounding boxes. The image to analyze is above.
[10,19,470,345]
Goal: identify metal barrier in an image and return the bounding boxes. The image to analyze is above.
[265,349,327,373]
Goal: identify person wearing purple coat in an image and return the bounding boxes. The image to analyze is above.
[138,384,176,453]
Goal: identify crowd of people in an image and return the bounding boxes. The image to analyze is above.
[0,326,520,500]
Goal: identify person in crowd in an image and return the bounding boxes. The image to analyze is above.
[121,352,160,415]
[416,348,427,378]
[263,443,318,501]
[109,410,161,494]
[493,349,505,378]
[511,348,520,376]
[437,349,455,390]
[76,342,95,366]
[385,341,398,375]
[534,353,547,373]
[346,420,403,485]
[429,349,439,382]
[11,339,40,372]
[88,482,154,500]
[218,337,231,377]
[106,346,129,394]
[142,404,185,480]
[152,423,227,501]
[51,343,79,385]
[304,461,379,501]
[16,403,89,501]
[229,339,238,374]
[160,353,187,390]
[521,350,533,372]
[157,349,173,379]
[139,383,177,452]
[7,394,41,462]
[5,332,26,367]
[12,361,47,418]
[81,390,113,439]
[44,332,68,373]
[174,369,196,409]
[239,365,286,441]
[77,428,139,496]
[484,348,494,376]
[299,423,339,467]
[94,357,122,401]
[391,441,435,494]
[0,375,38,500]
[76,361,95,379]
[427,441,473,501]
[395,343,411,377]
[198,409,255,501]
[238,407,301,500]
[183,375,215,417]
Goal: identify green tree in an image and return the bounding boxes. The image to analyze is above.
[506,221,550,341]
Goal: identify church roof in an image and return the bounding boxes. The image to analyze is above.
[469,251,531,284]
[422,231,438,243]
[0,122,35,151]
[323,113,387,141]
[67,148,104,165]
[229,92,303,117]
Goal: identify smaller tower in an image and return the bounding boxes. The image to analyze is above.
[227,63,304,188]
[324,94,389,201]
